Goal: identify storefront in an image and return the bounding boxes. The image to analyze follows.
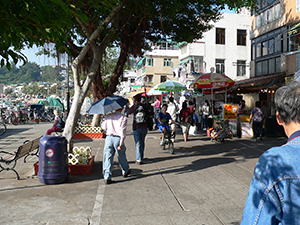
[227,73,286,137]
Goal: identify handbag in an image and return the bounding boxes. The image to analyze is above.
[189,125,197,136]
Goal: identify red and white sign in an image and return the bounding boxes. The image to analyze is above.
[45,148,54,158]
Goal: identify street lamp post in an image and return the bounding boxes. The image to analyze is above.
[142,78,147,102]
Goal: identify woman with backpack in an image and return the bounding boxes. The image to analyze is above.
[46,109,64,135]
[180,101,192,142]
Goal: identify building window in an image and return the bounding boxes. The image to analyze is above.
[297,0,300,13]
[275,3,281,19]
[147,75,153,84]
[275,57,281,73]
[256,43,261,58]
[256,61,262,76]
[237,61,246,76]
[256,14,262,29]
[237,30,247,46]
[274,35,282,52]
[163,58,172,67]
[146,58,153,66]
[252,44,255,60]
[215,59,225,74]
[269,58,275,74]
[290,32,300,52]
[160,75,167,83]
[261,60,268,75]
[262,41,268,56]
[268,39,274,54]
[216,28,225,44]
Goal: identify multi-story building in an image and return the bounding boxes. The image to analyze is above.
[232,0,300,112]
[173,12,252,86]
[135,13,251,90]
[249,0,300,78]
[250,0,286,78]
[135,41,180,87]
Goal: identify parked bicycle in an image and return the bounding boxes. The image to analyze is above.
[1,108,18,125]
[0,121,6,135]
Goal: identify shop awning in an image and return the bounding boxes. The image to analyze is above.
[228,73,286,94]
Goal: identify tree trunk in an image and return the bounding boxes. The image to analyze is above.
[92,114,101,127]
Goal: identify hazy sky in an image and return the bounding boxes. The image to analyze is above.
[21,45,57,67]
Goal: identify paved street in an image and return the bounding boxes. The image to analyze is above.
[0,118,287,224]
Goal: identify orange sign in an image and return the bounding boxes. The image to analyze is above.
[223,104,237,120]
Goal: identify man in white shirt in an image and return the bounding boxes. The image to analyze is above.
[167,97,178,142]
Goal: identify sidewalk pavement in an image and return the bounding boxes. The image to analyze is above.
[0,119,287,225]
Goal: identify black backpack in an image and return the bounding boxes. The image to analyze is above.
[59,116,65,129]
[134,104,147,124]
[144,103,154,131]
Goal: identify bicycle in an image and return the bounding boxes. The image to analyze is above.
[0,121,6,136]
[1,108,18,125]
[159,128,174,154]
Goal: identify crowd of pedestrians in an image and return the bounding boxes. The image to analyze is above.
[95,80,300,225]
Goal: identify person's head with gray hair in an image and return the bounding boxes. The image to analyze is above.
[274,81,300,125]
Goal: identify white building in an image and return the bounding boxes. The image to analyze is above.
[117,70,138,95]
[174,12,251,84]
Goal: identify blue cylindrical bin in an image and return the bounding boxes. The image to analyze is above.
[38,136,69,184]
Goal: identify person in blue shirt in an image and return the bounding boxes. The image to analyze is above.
[46,109,63,135]
[241,80,300,225]
[158,104,175,146]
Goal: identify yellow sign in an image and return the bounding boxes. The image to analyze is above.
[240,115,250,122]
[223,104,237,120]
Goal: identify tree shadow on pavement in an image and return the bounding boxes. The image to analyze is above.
[0,128,31,139]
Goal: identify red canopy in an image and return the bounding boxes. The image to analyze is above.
[189,73,235,89]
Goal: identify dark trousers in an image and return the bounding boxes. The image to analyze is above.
[252,121,263,139]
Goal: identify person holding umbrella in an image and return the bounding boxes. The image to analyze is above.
[101,106,131,184]
[87,95,130,184]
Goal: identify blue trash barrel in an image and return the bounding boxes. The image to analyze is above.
[38,136,69,184]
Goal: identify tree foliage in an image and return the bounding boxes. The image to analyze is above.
[0,62,66,84]
[0,0,258,148]
[0,62,41,84]
[0,0,77,69]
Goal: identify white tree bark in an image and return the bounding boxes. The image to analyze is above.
[61,3,124,151]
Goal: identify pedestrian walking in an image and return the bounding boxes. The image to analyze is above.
[180,101,192,142]
[101,107,130,184]
[202,100,210,130]
[249,101,264,141]
[167,96,178,142]
[152,96,161,130]
[127,95,148,165]
[241,80,300,224]
[237,100,246,116]
[46,109,63,135]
